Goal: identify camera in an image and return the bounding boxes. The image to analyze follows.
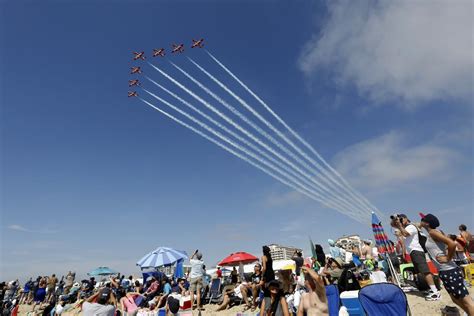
[390,214,400,220]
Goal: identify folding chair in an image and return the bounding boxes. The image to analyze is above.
[325,284,340,316]
[358,283,408,316]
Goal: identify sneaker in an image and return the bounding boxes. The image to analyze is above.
[425,290,441,301]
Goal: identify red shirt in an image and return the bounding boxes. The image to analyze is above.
[216,270,222,278]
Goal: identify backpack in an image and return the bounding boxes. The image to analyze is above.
[338,268,361,293]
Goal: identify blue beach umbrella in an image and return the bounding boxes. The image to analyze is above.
[137,246,188,269]
[88,267,118,277]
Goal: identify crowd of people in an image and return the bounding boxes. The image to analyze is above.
[1,213,473,316]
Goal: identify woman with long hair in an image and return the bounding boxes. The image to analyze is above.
[260,280,289,316]
[261,245,275,287]
[420,213,474,315]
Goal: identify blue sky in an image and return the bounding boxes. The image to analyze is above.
[1,0,472,281]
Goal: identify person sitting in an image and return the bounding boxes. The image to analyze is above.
[321,258,343,284]
[260,280,290,316]
[216,282,251,311]
[297,266,328,316]
[250,263,263,310]
[143,276,160,300]
[369,265,387,283]
[120,291,144,316]
[82,287,116,316]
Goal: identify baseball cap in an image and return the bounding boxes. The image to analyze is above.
[420,213,440,229]
[97,288,111,304]
[196,252,203,260]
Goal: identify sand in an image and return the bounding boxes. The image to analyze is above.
[16,287,473,315]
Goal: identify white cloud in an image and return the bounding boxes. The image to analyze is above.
[333,131,461,189]
[299,1,473,107]
[7,224,57,234]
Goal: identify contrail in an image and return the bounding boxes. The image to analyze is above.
[142,88,367,220]
[147,63,366,217]
[205,50,381,217]
[138,96,368,223]
[187,56,374,216]
[167,61,368,216]
[143,80,366,217]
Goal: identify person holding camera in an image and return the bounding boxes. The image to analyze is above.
[390,213,440,300]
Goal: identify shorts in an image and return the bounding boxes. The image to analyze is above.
[439,267,469,299]
[410,250,430,274]
[189,277,203,292]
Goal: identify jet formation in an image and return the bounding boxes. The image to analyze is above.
[128,38,205,97]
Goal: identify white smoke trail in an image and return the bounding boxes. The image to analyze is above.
[187,56,374,216]
[142,88,367,220]
[147,63,366,217]
[143,79,367,218]
[168,61,367,216]
[138,96,368,223]
[205,50,381,217]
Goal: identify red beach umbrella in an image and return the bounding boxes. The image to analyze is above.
[218,252,259,266]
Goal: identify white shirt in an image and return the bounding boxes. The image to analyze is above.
[189,259,204,279]
[404,224,424,253]
[82,302,115,316]
[369,271,387,283]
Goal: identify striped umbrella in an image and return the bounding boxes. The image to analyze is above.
[371,212,394,254]
[137,247,188,269]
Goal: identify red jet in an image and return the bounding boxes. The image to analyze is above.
[171,43,184,54]
[130,66,142,74]
[191,38,204,48]
[128,91,138,97]
[153,48,166,57]
[129,79,140,87]
[133,51,146,60]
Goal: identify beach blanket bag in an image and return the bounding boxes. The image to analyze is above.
[325,285,340,316]
[358,283,407,316]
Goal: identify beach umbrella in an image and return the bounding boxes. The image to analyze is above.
[88,267,117,277]
[218,252,258,266]
[371,212,394,254]
[137,246,188,269]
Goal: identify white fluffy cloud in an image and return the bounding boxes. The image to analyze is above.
[333,131,460,189]
[299,1,473,107]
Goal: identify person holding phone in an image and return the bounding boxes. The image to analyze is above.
[189,249,205,311]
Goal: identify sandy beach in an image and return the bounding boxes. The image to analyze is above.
[16,287,473,315]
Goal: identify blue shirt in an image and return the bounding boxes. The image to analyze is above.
[163,283,172,295]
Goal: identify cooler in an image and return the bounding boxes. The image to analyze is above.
[340,290,366,316]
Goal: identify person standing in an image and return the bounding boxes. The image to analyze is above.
[189,250,205,311]
[216,267,222,279]
[291,250,304,277]
[420,214,474,314]
[459,224,474,260]
[391,214,440,300]
[63,271,75,295]
[261,246,275,288]
[46,274,58,303]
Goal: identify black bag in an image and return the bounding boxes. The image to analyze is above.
[417,229,428,253]
[338,268,361,293]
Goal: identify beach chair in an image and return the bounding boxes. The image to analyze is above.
[358,283,408,316]
[206,278,222,304]
[325,285,340,316]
